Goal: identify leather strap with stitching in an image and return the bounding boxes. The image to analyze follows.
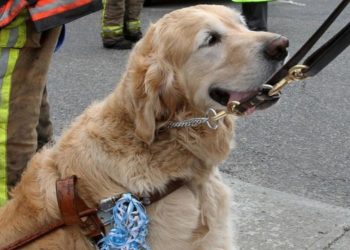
[1,221,65,250]
[56,176,105,237]
[1,176,104,250]
[138,179,186,205]
[1,176,185,250]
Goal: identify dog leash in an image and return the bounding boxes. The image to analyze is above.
[233,0,350,115]
[167,0,349,129]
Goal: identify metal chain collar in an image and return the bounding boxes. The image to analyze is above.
[166,117,209,129]
[166,101,241,130]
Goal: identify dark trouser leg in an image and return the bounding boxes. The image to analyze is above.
[125,0,143,22]
[101,0,125,38]
[242,2,268,31]
[101,0,133,49]
[2,18,61,199]
[124,0,144,42]
[36,86,53,151]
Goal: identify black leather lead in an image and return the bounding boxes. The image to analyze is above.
[303,21,350,77]
[235,0,350,114]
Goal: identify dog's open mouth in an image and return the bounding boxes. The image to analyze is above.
[209,87,280,115]
[209,87,259,106]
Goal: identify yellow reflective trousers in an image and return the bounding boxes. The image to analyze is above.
[0,11,60,205]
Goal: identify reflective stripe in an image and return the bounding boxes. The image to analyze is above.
[102,25,123,36]
[0,47,11,205]
[101,0,106,27]
[29,0,81,14]
[100,0,123,36]
[7,27,19,47]
[0,49,10,104]
[0,18,26,206]
[126,20,140,31]
[0,0,27,27]
[29,0,91,21]
[0,27,10,48]
[0,11,28,48]
[14,21,26,47]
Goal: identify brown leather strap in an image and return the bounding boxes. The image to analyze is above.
[56,176,105,237]
[1,221,65,250]
[139,179,186,205]
[1,177,105,250]
[1,176,184,250]
[56,176,82,225]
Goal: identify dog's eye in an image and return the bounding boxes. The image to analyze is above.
[207,32,221,46]
[198,31,222,49]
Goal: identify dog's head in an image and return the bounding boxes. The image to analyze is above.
[125,5,288,144]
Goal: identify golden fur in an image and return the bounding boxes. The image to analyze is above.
[0,5,285,250]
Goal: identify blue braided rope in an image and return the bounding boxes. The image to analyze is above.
[98,193,150,250]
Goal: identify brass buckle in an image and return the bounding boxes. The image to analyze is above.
[206,101,241,129]
[268,65,309,96]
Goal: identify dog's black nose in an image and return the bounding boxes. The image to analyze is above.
[264,36,289,61]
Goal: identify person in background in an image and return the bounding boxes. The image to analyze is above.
[232,0,273,31]
[101,0,144,49]
[0,0,101,206]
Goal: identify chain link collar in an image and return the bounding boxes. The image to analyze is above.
[166,101,241,130]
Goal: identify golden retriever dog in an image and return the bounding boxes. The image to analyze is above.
[0,4,288,250]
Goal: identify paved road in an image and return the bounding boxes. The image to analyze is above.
[47,0,350,248]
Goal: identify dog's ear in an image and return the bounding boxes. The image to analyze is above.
[129,24,185,145]
[133,60,175,145]
[129,26,175,145]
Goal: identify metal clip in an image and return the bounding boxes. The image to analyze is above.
[206,101,241,129]
[227,101,241,115]
[268,65,309,96]
[97,195,121,227]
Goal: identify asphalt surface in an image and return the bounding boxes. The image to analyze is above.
[47,0,350,248]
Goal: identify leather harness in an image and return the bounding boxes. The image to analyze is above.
[1,176,185,250]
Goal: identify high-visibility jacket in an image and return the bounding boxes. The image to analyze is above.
[0,0,28,28]
[0,0,101,31]
[232,0,273,2]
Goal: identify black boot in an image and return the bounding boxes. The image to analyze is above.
[242,2,268,31]
[103,36,133,50]
[124,30,143,43]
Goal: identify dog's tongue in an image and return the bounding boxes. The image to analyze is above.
[243,106,256,115]
[228,90,258,115]
[228,90,258,103]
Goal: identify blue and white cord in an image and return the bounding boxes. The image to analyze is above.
[98,193,150,250]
